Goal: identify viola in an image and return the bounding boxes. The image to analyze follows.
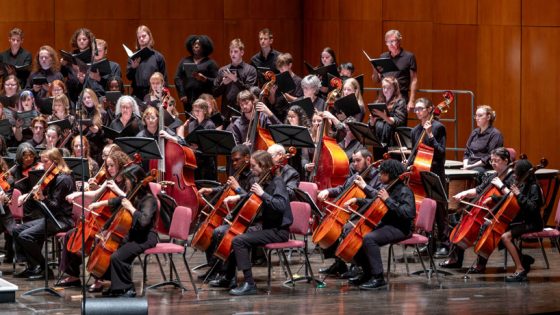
[335,171,411,262]
[312,156,385,249]
[474,157,547,259]
[87,169,158,278]
[407,91,453,214]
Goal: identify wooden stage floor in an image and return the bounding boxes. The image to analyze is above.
[0,240,559,315]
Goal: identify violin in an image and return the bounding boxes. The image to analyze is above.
[0,165,16,192]
[20,163,60,206]
[325,77,343,109]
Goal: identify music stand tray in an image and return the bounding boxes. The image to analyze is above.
[346,121,384,148]
[419,171,448,204]
[194,130,236,156]
[269,124,315,148]
[115,137,162,160]
[64,157,90,181]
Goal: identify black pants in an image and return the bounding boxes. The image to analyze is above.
[0,207,15,259]
[354,224,408,277]
[58,227,82,277]
[230,228,289,275]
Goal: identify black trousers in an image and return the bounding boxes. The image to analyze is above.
[354,224,408,277]
[231,227,289,273]
[0,207,15,259]
[58,227,82,277]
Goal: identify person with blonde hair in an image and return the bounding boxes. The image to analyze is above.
[462,105,504,173]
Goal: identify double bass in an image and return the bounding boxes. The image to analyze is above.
[407,91,453,213]
[474,158,547,259]
[149,88,200,231]
[309,78,349,191]
[312,157,384,249]
[245,71,276,152]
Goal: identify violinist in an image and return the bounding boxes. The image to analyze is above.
[197,144,254,281]
[316,148,382,276]
[441,147,514,273]
[10,143,42,221]
[410,98,449,257]
[13,148,75,280]
[462,105,504,180]
[59,149,131,291]
[87,143,121,191]
[267,144,299,201]
[210,150,291,296]
[227,90,281,146]
[0,156,16,264]
[90,164,157,297]
[347,159,415,289]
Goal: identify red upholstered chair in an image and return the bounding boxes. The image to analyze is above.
[262,201,324,293]
[141,206,198,296]
[387,198,438,285]
[298,182,318,204]
[8,189,23,270]
[519,201,560,269]
[506,147,517,161]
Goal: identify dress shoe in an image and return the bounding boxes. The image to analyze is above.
[28,267,53,280]
[56,276,81,287]
[13,266,33,278]
[229,282,257,296]
[467,265,486,274]
[439,259,462,269]
[197,269,218,281]
[359,278,387,290]
[521,255,535,273]
[434,247,449,258]
[340,265,360,279]
[88,280,104,293]
[348,274,370,286]
[120,288,137,298]
[209,276,236,289]
[318,260,348,276]
[506,271,528,282]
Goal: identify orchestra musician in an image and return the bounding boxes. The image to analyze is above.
[267,144,300,201]
[184,98,216,180]
[267,53,303,121]
[13,148,75,280]
[0,156,16,264]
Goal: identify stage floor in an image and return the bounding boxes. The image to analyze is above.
[1,240,559,315]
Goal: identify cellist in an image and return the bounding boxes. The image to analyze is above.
[409,98,448,257]
[316,148,382,277]
[58,149,131,292]
[440,147,514,273]
[13,148,74,280]
[209,150,291,296]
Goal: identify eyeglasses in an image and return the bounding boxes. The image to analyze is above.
[4,83,17,87]
[385,40,398,45]
[474,114,487,119]
[414,107,426,112]
[145,116,157,121]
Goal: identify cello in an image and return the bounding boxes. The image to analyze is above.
[311,157,384,249]
[474,158,547,259]
[149,88,200,231]
[191,161,249,252]
[407,91,453,213]
[87,169,158,278]
[245,71,276,152]
[335,170,412,262]
[308,78,349,191]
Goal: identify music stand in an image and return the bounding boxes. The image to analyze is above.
[396,127,413,149]
[346,121,384,148]
[268,125,315,148]
[293,188,324,218]
[194,130,236,156]
[419,171,448,204]
[114,137,162,160]
[64,157,91,181]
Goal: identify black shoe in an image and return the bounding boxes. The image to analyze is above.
[319,260,348,276]
[505,271,527,282]
[28,267,54,280]
[434,247,449,258]
[439,259,462,269]
[13,266,33,278]
[101,288,115,297]
[252,257,267,267]
[229,282,257,296]
[340,265,360,279]
[56,277,81,287]
[209,276,236,289]
[521,255,535,273]
[121,288,137,298]
[348,274,370,286]
[467,265,486,274]
[197,269,218,281]
[359,278,387,290]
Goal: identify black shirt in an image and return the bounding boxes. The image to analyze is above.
[0,47,32,87]
[213,62,257,118]
[126,49,167,99]
[410,119,446,178]
[378,181,416,235]
[463,126,504,168]
[380,48,417,95]
[250,48,281,74]
[174,56,219,110]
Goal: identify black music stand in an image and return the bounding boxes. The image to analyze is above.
[396,127,413,149]
[64,157,90,181]
[346,121,384,148]
[114,137,163,160]
[194,130,236,156]
[293,188,324,219]
[268,125,315,148]
[22,200,63,297]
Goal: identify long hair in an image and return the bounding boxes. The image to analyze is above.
[41,148,71,174]
[251,150,274,178]
[70,28,94,51]
[115,95,141,117]
[136,25,155,49]
[33,45,61,72]
[285,105,311,128]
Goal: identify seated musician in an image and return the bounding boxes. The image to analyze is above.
[13,148,75,279]
[267,144,300,201]
[197,144,255,281]
[0,156,16,264]
[91,164,157,297]
[136,106,185,145]
[316,148,382,277]
[184,98,217,180]
[462,105,504,179]
[58,150,131,291]
[410,97,449,257]
[337,117,364,164]
[441,147,513,272]
[348,159,415,289]
[227,89,281,146]
[10,143,43,221]
[210,150,292,296]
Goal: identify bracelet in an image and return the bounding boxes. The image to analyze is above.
[235,187,242,194]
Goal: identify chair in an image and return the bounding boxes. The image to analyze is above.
[9,189,23,271]
[298,182,318,204]
[386,198,438,285]
[519,201,560,269]
[141,206,198,296]
[262,201,324,293]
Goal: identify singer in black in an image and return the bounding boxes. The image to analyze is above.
[12,148,75,280]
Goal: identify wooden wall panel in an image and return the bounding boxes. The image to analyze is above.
[521,27,560,169]
[0,22,55,59]
[478,0,521,26]
[522,0,560,26]
[303,0,340,20]
[434,0,477,25]
[382,0,432,21]
[0,2,53,22]
[54,0,140,20]
[339,0,382,21]
[302,20,340,69]
[476,26,521,151]
[140,0,223,20]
